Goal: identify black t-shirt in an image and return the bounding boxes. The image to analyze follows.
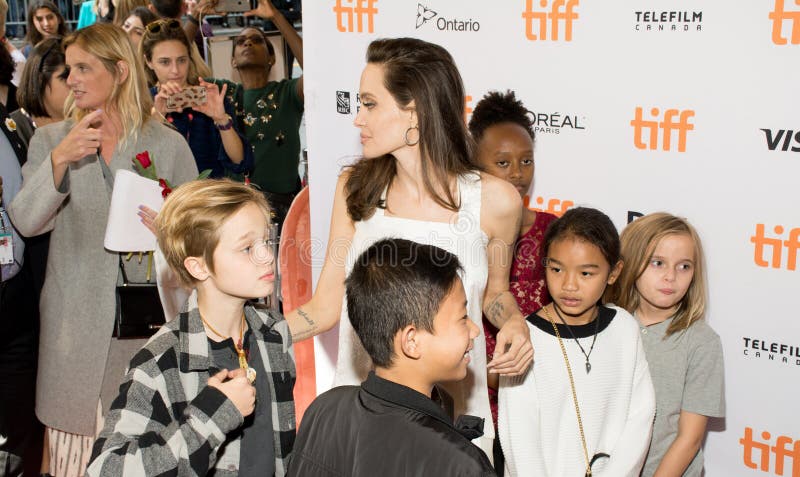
[209,329,274,476]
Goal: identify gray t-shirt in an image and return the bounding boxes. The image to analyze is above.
[209,329,275,476]
[639,317,725,477]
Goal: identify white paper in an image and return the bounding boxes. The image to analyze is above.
[104,169,163,252]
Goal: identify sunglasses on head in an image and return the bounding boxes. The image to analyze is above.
[146,19,181,34]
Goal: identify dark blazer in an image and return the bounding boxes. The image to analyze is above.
[288,372,497,477]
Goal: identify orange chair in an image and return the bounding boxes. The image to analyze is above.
[279,186,316,425]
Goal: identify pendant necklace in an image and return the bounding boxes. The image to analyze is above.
[552,304,600,374]
[200,312,257,384]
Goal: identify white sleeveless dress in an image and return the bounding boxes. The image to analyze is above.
[333,172,494,449]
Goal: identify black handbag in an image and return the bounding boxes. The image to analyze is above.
[113,259,165,339]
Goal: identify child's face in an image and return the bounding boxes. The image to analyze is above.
[208,203,275,299]
[475,122,534,198]
[545,237,621,324]
[635,233,695,315]
[421,280,479,382]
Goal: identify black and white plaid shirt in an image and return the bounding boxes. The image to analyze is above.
[88,304,296,476]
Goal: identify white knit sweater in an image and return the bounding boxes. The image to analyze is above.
[498,305,655,477]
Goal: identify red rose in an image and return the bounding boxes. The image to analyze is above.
[158,178,167,188]
[135,151,152,169]
[161,187,173,198]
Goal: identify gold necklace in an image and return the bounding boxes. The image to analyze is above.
[543,305,592,477]
[200,312,256,384]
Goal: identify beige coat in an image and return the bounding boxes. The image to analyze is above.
[9,119,198,435]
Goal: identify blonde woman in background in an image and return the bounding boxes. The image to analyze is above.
[8,23,197,477]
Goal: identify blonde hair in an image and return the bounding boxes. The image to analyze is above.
[606,212,707,336]
[63,23,152,146]
[113,0,149,25]
[155,179,271,287]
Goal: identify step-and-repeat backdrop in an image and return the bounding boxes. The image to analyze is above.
[301,1,800,475]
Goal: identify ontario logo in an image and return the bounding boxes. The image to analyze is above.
[415,3,480,32]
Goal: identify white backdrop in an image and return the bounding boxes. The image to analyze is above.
[301,1,800,475]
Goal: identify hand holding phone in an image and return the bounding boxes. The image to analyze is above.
[166,86,208,111]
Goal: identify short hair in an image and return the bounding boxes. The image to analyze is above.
[345,38,476,222]
[149,0,182,19]
[543,207,621,269]
[468,90,535,144]
[345,238,463,368]
[139,18,200,86]
[606,213,707,336]
[16,37,65,118]
[63,23,152,146]
[24,0,69,48]
[155,179,271,287]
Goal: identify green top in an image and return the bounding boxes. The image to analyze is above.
[214,78,304,194]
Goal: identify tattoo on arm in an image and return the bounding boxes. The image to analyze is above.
[485,295,506,327]
[293,307,318,341]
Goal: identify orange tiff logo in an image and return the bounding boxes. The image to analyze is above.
[525,195,574,217]
[630,107,695,152]
[751,224,800,271]
[740,427,800,476]
[769,0,800,45]
[333,0,378,33]
[522,0,579,41]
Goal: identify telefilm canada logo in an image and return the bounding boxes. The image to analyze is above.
[415,3,480,32]
[634,10,703,32]
[742,337,800,366]
[335,90,360,114]
[530,111,586,135]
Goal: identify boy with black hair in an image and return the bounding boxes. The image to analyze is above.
[287,238,496,476]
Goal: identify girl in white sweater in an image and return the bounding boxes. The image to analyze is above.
[499,207,655,477]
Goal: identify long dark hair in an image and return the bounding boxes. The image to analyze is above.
[345,38,476,221]
[16,37,65,117]
[24,1,68,48]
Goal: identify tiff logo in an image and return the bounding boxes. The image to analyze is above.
[751,224,800,271]
[333,0,378,33]
[525,196,574,217]
[769,0,800,45]
[762,128,800,152]
[631,107,695,152]
[522,0,579,41]
[740,427,800,476]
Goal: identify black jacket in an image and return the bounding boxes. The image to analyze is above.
[288,372,496,477]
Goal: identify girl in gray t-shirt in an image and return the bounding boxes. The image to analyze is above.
[607,213,725,477]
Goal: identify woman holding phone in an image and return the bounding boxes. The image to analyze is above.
[140,18,253,178]
[8,23,197,477]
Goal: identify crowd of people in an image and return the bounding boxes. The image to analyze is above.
[0,1,725,476]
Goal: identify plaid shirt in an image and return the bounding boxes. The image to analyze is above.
[87,304,296,476]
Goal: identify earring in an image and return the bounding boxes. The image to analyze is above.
[404,126,419,146]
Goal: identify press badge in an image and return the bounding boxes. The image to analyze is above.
[0,208,12,265]
[0,231,12,265]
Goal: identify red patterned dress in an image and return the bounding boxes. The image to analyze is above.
[483,211,558,425]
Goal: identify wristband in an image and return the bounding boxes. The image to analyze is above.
[215,115,233,131]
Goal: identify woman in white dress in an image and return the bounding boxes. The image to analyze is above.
[285,37,533,456]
